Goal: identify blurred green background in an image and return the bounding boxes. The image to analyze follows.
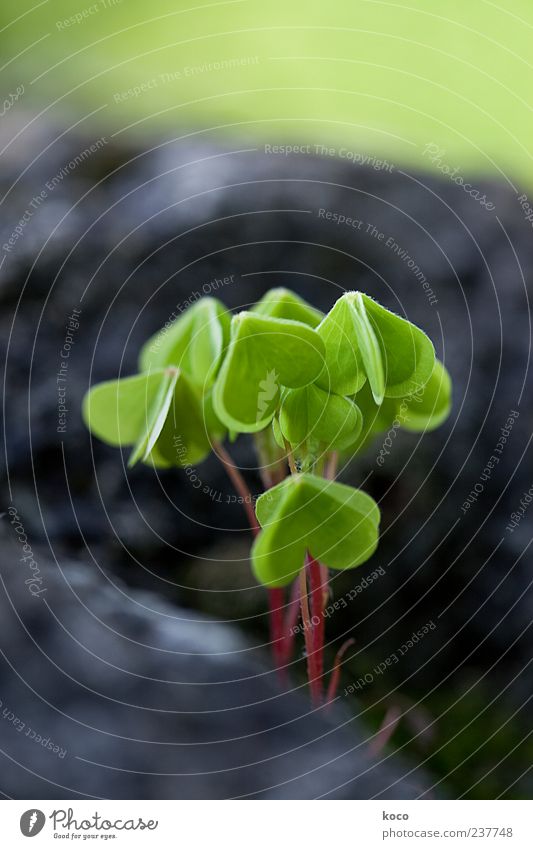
[1,0,532,184]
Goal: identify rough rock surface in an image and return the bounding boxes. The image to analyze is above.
[0,535,429,799]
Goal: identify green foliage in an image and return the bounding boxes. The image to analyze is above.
[82,367,214,468]
[83,370,170,448]
[139,297,230,387]
[317,292,435,404]
[212,311,325,432]
[398,359,452,432]
[344,358,452,454]
[252,474,380,587]
[279,384,362,451]
[359,293,435,399]
[82,286,451,587]
[253,287,323,327]
[126,368,180,467]
[315,296,367,396]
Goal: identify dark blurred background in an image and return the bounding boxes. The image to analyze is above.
[0,1,532,800]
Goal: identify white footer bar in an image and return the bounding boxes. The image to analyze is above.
[2,800,531,847]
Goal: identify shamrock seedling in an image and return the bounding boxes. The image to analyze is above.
[252,475,380,587]
[83,287,451,704]
[214,311,325,431]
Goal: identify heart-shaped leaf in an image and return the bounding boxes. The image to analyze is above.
[342,381,396,454]
[83,367,216,468]
[316,292,435,405]
[349,293,386,403]
[279,384,362,451]
[128,368,180,466]
[353,293,435,400]
[396,359,452,432]
[83,369,173,448]
[271,415,286,450]
[252,474,380,587]
[315,295,367,396]
[342,358,451,455]
[147,370,215,467]
[139,297,230,388]
[202,388,228,441]
[253,287,323,327]
[213,312,325,433]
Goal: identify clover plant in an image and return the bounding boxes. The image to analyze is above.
[83,288,451,705]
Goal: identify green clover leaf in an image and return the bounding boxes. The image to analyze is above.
[358,293,435,400]
[271,414,286,450]
[343,358,452,454]
[253,287,323,327]
[145,371,216,467]
[348,292,387,403]
[251,474,380,587]
[127,368,180,467]
[82,369,175,451]
[342,380,396,454]
[316,292,435,404]
[395,358,452,432]
[83,367,216,468]
[213,311,325,433]
[139,297,230,388]
[315,295,368,396]
[279,383,362,451]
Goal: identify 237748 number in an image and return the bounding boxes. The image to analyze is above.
[468,827,513,838]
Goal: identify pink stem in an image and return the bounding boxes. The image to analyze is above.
[280,577,301,665]
[213,440,259,536]
[214,441,288,679]
[325,638,355,707]
[299,567,321,705]
[307,554,326,690]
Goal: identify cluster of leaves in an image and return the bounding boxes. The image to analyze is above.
[83,288,451,587]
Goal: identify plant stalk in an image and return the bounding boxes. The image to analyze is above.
[213,440,259,536]
[324,450,339,480]
[214,439,289,678]
[280,577,301,665]
[299,566,321,705]
[307,553,326,689]
[325,638,355,707]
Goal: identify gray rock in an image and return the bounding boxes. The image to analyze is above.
[0,537,429,799]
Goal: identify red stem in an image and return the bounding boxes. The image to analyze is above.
[214,441,289,677]
[325,638,355,707]
[299,568,321,705]
[213,440,259,535]
[214,440,330,697]
[307,554,326,689]
[280,577,301,665]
